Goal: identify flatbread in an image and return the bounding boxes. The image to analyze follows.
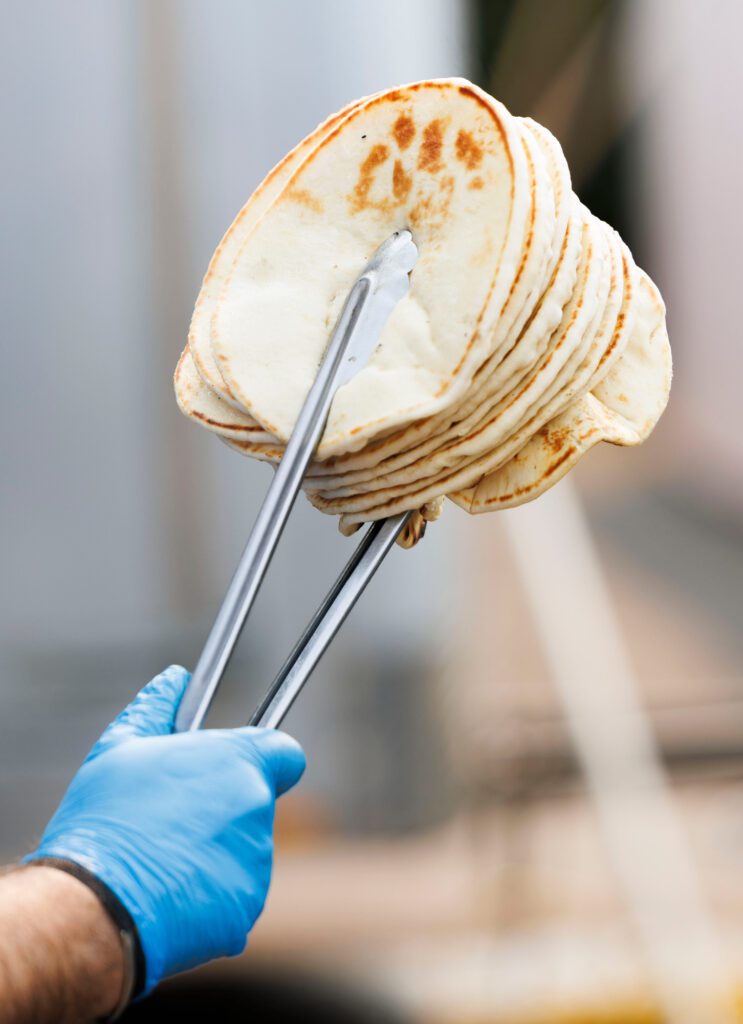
[211,79,534,458]
[187,92,376,405]
[450,270,670,511]
[304,118,576,488]
[175,348,274,443]
[308,207,614,515]
[176,79,671,543]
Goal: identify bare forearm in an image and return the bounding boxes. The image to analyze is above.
[0,866,124,1024]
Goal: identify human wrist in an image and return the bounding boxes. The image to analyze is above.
[25,865,127,1019]
[30,858,144,1019]
[0,865,126,1023]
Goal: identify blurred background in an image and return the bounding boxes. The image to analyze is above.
[2,1,742,1021]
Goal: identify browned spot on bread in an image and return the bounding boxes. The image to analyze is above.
[588,250,633,381]
[275,82,517,417]
[545,445,579,478]
[469,176,484,190]
[409,174,454,229]
[284,187,324,213]
[485,446,579,505]
[191,410,252,432]
[457,84,513,182]
[617,392,629,404]
[408,191,430,227]
[418,119,444,172]
[392,159,413,201]
[455,129,483,169]
[349,143,389,213]
[458,132,535,388]
[392,114,415,149]
[542,424,571,455]
[438,174,455,215]
[489,218,572,369]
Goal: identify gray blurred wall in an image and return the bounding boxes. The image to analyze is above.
[0,0,470,856]
[626,0,743,508]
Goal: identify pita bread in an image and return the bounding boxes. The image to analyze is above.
[187,93,376,405]
[307,206,614,513]
[211,80,534,457]
[177,94,384,438]
[331,231,631,523]
[220,434,283,465]
[304,119,577,488]
[450,270,670,511]
[175,348,274,442]
[175,79,671,545]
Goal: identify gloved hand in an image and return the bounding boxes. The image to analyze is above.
[25,666,305,993]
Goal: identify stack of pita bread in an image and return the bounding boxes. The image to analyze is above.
[175,79,671,548]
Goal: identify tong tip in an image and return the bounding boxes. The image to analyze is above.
[364,228,418,300]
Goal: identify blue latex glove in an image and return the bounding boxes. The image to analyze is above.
[26,666,305,993]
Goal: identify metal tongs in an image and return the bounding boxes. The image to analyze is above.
[175,230,418,733]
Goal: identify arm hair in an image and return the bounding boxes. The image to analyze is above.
[0,865,124,1023]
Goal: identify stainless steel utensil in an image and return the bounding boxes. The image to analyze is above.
[175,230,418,733]
[248,510,411,728]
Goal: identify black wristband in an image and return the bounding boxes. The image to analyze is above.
[30,857,146,1003]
